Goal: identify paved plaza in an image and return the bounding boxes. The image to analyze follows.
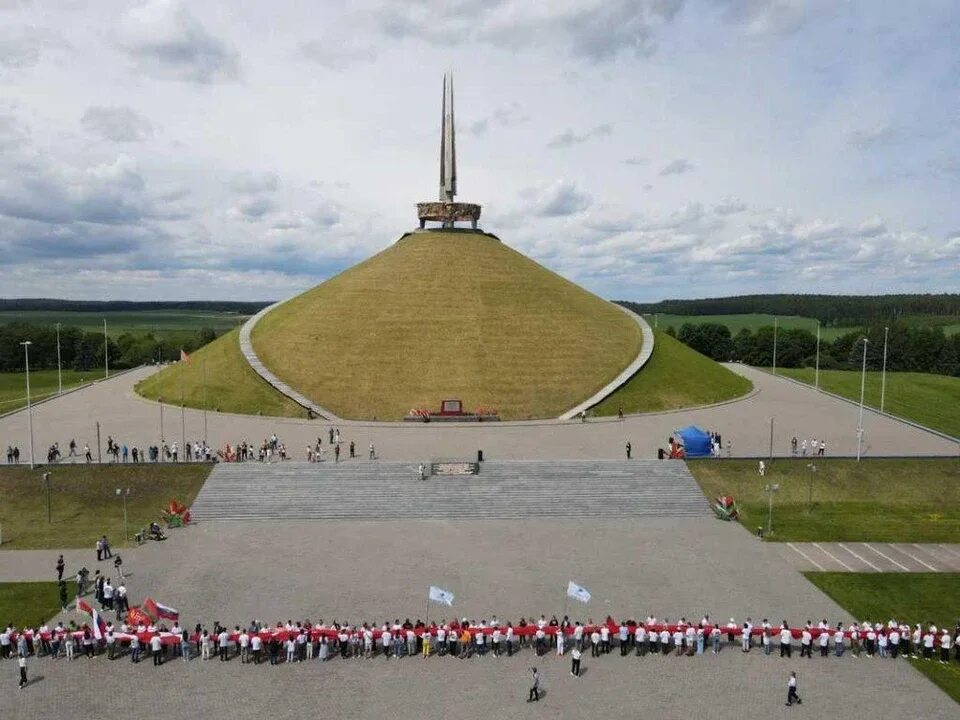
[2,518,959,719]
[1,368,958,718]
[0,363,955,464]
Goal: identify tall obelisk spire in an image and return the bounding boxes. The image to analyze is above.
[439,72,457,203]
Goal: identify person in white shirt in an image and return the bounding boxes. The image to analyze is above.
[786,671,801,706]
[201,630,212,661]
[878,630,889,658]
[800,627,812,657]
[779,624,792,658]
[285,637,296,663]
[940,630,952,663]
[912,625,922,658]
[710,625,721,654]
[571,645,582,676]
[381,629,392,659]
[150,634,163,666]
[922,631,935,660]
[599,625,610,655]
[888,627,900,658]
[505,624,515,657]
[635,625,646,656]
[492,626,502,657]
[573,622,584,651]
[834,624,846,657]
[672,629,683,656]
[685,625,696,656]
[866,627,877,657]
[819,627,830,657]
[250,632,263,664]
[589,630,600,657]
[239,630,250,663]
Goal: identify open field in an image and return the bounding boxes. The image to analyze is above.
[648,313,960,341]
[0,582,62,628]
[777,368,960,439]
[688,458,960,543]
[135,328,305,418]
[0,310,247,339]
[252,231,642,420]
[806,572,960,703]
[593,330,753,416]
[0,464,211,549]
[0,369,93,415]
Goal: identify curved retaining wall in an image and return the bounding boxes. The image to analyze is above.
[558,306,655,420]
[239,300,340,421]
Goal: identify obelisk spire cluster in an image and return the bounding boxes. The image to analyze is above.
[440,72,457,203]
[416,72,482,231]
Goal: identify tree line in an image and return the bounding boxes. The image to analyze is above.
[618,294,960,326]
[0,322,219,373]
[0,299,270,313]
[669,321,960,377]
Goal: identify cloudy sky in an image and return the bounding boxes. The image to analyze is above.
[1,0,958,302]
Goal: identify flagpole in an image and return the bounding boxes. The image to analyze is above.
[202,358,208,445]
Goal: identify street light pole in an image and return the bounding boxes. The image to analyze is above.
[43,471,51,523]
[764,483,779,536]
[159,396,165,462]
[814,320,821,390]
[116,488,129,544]
[55,322,62,395]
[880,326,889,414]
[202,358,208,445]
[856,338,869,462]
[103,318,109,378]
[20,341,35,469]
[772,318,778,376]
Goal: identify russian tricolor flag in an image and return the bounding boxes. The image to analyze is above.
[77,598,107,640]
[143,597,180,623]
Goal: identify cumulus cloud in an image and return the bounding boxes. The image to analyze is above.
[547,123,612,149]
[229,171,280,195]
[228,196,275,222]
[81,106,154,143]
[520,180,592,217]
[117,1,240,83]
[375,0,683,61]
[623,156,648,166]
[714,197,747,215]
[299,35,377,69]
[0,25,68,71]
[465,102,528,135]
[713,0,809,37]
[658,158,695,176]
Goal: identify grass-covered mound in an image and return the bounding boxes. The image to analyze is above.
[593,330,753,415]
[136,328,304,418]
[251,231,642,420]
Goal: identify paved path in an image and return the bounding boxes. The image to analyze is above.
[778,541,960,572]
[0,364,955,462]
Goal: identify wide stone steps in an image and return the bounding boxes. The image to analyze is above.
[190,460,709,521]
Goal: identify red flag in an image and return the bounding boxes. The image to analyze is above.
[141,597,159,621]
[126,607,153,626]
[180,349,191,364]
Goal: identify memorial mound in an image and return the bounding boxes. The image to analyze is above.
[251,230,642,420]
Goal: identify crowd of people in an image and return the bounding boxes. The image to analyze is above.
[791,436,827,457]
[4,613,959,673]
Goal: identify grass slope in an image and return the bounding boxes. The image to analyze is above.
[688,458,960,543]
[0,369,93,415]
[0,464,211,549]
[593,330,753,415]
[252,232,642,420]
[777,368,960,439]
[806,573,960,704]
[136,328,305,418]
[0,582,62,628]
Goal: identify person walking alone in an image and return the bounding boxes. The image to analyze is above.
[528,667,542,702]
[786,671,802,706]
[570,647,582,677]
[625,442,632,460]
[56,555,65,582]
[17,652,28,689]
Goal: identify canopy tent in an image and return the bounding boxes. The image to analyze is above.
[676,426,712,458]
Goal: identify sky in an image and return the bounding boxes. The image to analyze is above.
[1,0,958,303]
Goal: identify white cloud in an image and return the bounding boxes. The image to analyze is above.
[81,106,154,142]
[547,123,613,149]
[117,1,240,83]
[658,158,695,176]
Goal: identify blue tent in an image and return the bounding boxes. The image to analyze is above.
[676,426,712,458]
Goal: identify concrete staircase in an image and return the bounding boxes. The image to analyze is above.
[190,460,709,521]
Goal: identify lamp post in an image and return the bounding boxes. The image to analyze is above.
[764,483,780,537]
[43,471,51,523]
[55,322,62,395]
[880,326,889,414]
[856,338,869,462]
[116,487,129,544]
[814,320,821,390]
[772,317,778,375]
[159,395,165,462]
[20,340,35,469]
[806,463,817,513]
[103,318,109,378]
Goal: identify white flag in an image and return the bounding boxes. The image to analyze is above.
[566,581,591,603]
[428,586,455,606]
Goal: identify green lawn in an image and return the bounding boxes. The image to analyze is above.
[0,309,247,339]
[593,330,753,415]
[0,464,212,549]
[136,328,306,418]
[688,458,960,542]
[647,313,960,341]
[0,582,63,628]
[777,368,960,439]
[806,573,960,704]
[0,369,94,415]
